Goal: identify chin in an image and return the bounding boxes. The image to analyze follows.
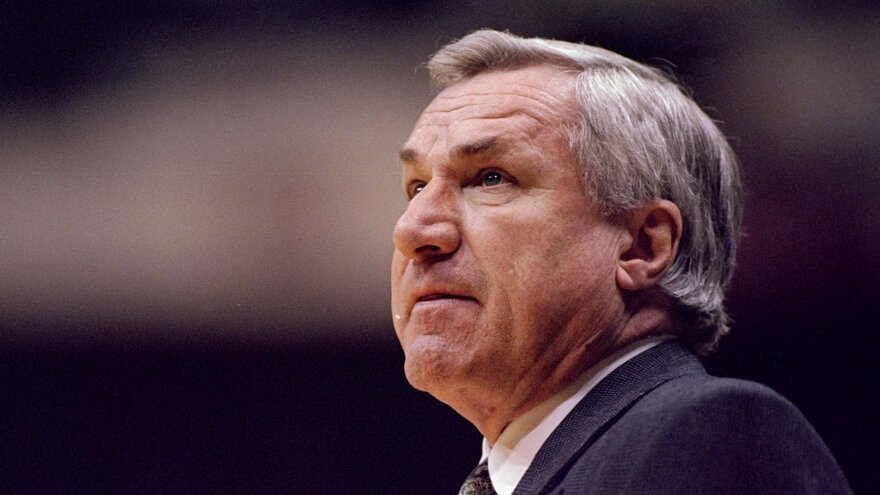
[402,334,471,394]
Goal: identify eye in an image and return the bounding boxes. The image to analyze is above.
[481,171,503,186]
[476,169,511,188]
[408,181,426,199]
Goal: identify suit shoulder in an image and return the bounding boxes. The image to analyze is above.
[561,374,852,494]
[636,374,802,422]
[626,374,834,462]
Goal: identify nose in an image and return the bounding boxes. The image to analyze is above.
[392,180,461,263]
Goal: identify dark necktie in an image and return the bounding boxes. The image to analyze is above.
[458,461,497,495]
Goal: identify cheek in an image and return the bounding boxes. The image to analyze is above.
[390,251,407,299]
[500,229,619,319]
[390,251,408,334]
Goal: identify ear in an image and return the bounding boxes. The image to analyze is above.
[616,200,682,292]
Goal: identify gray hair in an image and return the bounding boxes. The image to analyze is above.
[426,30,743,355]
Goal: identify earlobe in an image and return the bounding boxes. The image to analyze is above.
[616,200,682,292]
[616,264,639,291]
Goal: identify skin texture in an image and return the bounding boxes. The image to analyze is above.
[391,65,681,442]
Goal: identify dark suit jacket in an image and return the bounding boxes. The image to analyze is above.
[512,340,852,494]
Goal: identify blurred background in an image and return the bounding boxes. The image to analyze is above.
[1,1,878,493]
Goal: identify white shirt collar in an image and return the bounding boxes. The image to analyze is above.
[478,336,673,495]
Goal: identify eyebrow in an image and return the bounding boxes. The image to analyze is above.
[451,137,499,158]
[398,137,500,164]
[398,147,419,163]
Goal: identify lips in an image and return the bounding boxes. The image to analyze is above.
[417,293,475,302]
[410,289,480,312]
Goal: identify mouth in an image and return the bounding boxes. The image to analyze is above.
[416,293,477,303]
[406,291,479,321]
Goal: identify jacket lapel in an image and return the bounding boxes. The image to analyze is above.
[512,340,705,495]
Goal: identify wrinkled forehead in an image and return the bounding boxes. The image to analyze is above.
[407,65,578,149]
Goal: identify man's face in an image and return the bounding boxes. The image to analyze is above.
[391,65,626,415]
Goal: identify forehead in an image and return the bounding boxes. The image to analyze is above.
[404,65,577,156]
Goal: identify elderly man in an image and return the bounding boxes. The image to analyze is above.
[390,30,850,494]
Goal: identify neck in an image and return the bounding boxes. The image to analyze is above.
[454,291,679,443]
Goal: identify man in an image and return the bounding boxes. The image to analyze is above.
[390,30,851,494]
